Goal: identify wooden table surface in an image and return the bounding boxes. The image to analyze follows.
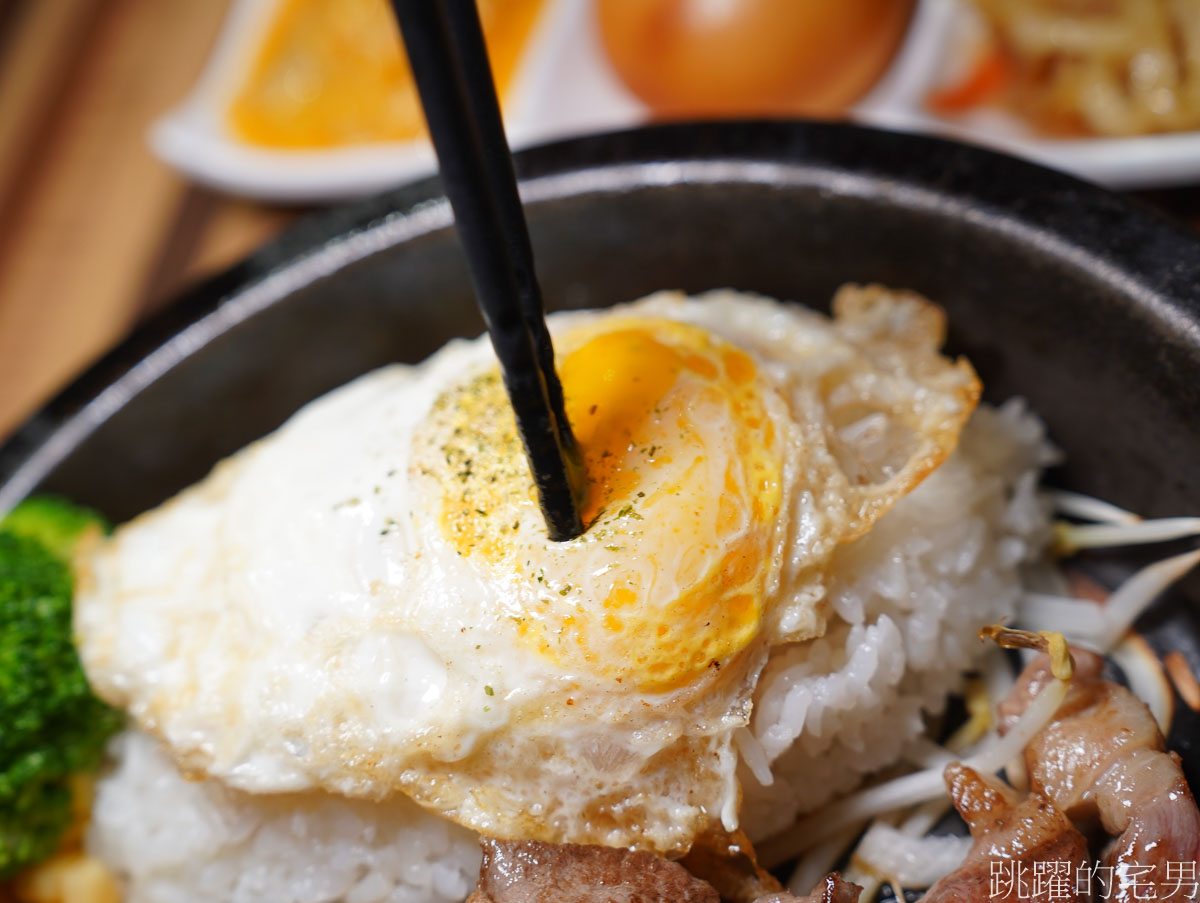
[1,0,1198,443]
[0,0,301,440]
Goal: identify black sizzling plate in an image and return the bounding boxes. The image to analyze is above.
[2,121,1199,775]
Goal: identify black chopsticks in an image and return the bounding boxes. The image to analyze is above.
[389,0,585,541]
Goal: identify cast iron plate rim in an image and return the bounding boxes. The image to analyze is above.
[2,118,1200,510]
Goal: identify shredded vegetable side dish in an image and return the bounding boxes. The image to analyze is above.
[937,0,1200,136]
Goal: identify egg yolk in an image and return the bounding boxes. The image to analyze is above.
[229,0,544,148]
[420,318,783,693]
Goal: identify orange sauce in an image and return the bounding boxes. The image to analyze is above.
[229,0,544,148]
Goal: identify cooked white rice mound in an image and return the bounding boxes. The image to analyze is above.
[742,398,1057,840]
[85,400,1054,898]
[87,731,480,903]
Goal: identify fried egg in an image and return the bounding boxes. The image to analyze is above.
[75,286,979,855]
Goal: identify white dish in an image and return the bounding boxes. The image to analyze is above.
[151,0,1200,202]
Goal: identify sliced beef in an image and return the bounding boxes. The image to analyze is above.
[466,838,719,903]
[999,650,1200,902]
[753,872,863,903]
[465,837,860,903]
[921,764,1089,903]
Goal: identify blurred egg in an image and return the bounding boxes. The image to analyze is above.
[228,0,545,148]
[596,0,916,118]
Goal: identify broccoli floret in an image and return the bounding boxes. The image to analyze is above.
[0,495,110,566]
[0,499,123,879]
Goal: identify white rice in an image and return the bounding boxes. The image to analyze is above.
[742,398,1058,840]
[87,731,480,903]
[85,400,1056,899]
